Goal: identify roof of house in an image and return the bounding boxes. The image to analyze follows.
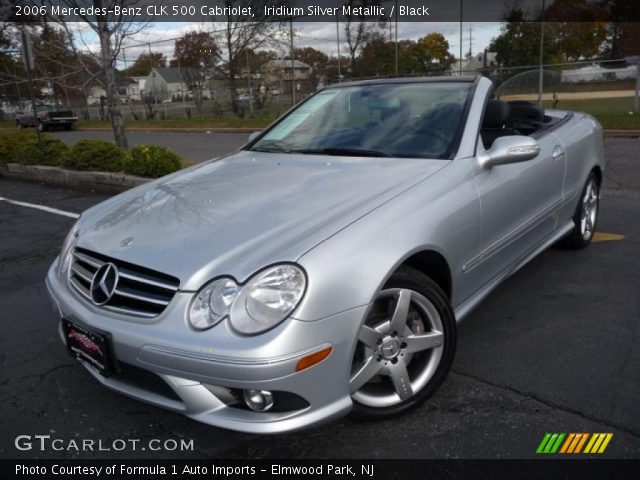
[151,67,195,83]
[264,59,310,70]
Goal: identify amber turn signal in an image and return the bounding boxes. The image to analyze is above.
[295,346,332,372]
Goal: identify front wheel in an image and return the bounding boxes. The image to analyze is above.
[559,172,600,249]
[350,267,456,418]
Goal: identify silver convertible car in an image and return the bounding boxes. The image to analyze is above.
[46,76,604,433]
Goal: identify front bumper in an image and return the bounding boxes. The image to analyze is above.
[46,260,365,433]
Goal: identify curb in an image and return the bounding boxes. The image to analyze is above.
[603,130,640,138]
[0,164,149,193]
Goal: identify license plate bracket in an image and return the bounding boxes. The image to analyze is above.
[62,318,118,377]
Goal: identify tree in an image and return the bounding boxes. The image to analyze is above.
[544,0,607,61]
[213,0,286,115]
[405,33,455,74]
[294,46,328,82]
[123,52,166,76]
[490,9,559,69]
[343,0,387,75]
[50,0,149,148]
[599,0,640,59]
[169,31,218,111]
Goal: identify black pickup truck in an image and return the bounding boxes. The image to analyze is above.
[15,104,78,131]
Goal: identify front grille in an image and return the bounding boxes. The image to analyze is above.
[69,247,180,318]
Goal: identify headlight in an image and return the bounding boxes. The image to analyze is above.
[57,220,80,277]
[233,265,306,335]
[188,278,238,330]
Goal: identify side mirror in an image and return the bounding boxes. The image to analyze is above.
[479,135,540,168]
[248,131,261,142]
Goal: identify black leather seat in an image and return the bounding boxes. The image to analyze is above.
[481,100,513,148]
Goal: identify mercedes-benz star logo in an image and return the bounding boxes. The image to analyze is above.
[90,263,119,305]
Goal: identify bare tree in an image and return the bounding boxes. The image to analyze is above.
[47,0,149,148]
[213,0,287,115]
[343,0,387,74]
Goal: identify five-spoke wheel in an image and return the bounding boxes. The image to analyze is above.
[351,267,456,417]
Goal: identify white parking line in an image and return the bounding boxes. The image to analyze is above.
[0,196,80,219]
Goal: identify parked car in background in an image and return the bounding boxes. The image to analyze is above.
[15,104,77,131]
[47,76,604,434]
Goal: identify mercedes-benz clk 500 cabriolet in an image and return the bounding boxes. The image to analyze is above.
[46,76,604,433]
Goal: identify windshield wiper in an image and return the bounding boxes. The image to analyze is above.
[252,140,291,153]
[294,147,390,157]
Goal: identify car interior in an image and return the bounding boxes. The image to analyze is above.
[480,99,567,149]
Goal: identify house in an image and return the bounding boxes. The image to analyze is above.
[560,64,636,83]
[262,59,311,83]
[145,67,197,102]
[87,76,141,104]
[454,51,497,74]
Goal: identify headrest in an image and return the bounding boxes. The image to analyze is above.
[482,100,510,129]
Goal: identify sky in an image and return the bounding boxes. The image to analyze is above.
[71,21,503,67]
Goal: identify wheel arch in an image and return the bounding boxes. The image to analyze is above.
[397,249,452,300]
[591,165,602,186]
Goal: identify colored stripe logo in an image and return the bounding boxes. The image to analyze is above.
[537,433,613,454]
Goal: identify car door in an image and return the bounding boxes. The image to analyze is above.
[466,132,565,283]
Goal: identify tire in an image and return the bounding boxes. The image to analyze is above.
[16,121,23,130]
[37,121,47,132]
[351,266,456,418]
[63,124,72,131]
[559,172,600,249]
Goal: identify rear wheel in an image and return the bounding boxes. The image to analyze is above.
[37,121,47,132]
[560,172,600,249]
[16,121,23,130]
[350,267,456,418]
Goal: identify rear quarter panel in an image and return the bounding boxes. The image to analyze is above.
[554,113,605,221]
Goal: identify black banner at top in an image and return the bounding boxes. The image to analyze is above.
[5,0,640,23]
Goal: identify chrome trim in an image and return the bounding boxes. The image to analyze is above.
[115,288,171,306]
[464,195,568,272]
[73,251,104,269]
[70,263,93,283]
[119,271,179,292]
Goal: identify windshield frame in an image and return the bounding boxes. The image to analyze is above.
[245,76,478,161]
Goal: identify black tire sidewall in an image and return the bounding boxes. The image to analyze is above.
[562,172,600,249]
[352,266,457,418]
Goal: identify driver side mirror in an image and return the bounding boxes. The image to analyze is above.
[478,135,540,169]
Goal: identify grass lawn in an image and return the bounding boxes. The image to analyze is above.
[543,96,640,129]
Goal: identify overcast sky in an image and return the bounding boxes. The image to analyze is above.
[72,22,503,67]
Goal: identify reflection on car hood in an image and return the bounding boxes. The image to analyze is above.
[77,151,446,290]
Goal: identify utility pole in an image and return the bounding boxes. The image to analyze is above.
[21,28,41,145]
[634,56,639,114]
[394,0,398,76]
[459,0,463,75]
[246,48,253,115]
[290,18,295,105]
[336,20,341,82]
[538,0,546,107]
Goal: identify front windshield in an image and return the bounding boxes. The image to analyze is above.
[251,82,472,159]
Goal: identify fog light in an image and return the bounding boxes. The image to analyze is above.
[243,389,274,412]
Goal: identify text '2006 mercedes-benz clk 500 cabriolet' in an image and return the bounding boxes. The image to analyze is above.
[46,76,604,433]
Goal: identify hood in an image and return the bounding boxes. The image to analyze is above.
[77,151,446,290]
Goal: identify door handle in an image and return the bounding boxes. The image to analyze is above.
[552,146,565,160]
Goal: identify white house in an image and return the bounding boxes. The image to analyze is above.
[145,67,195,101]
[560,64,637,83]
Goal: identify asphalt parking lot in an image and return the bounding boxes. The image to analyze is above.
[0,137,638,459]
